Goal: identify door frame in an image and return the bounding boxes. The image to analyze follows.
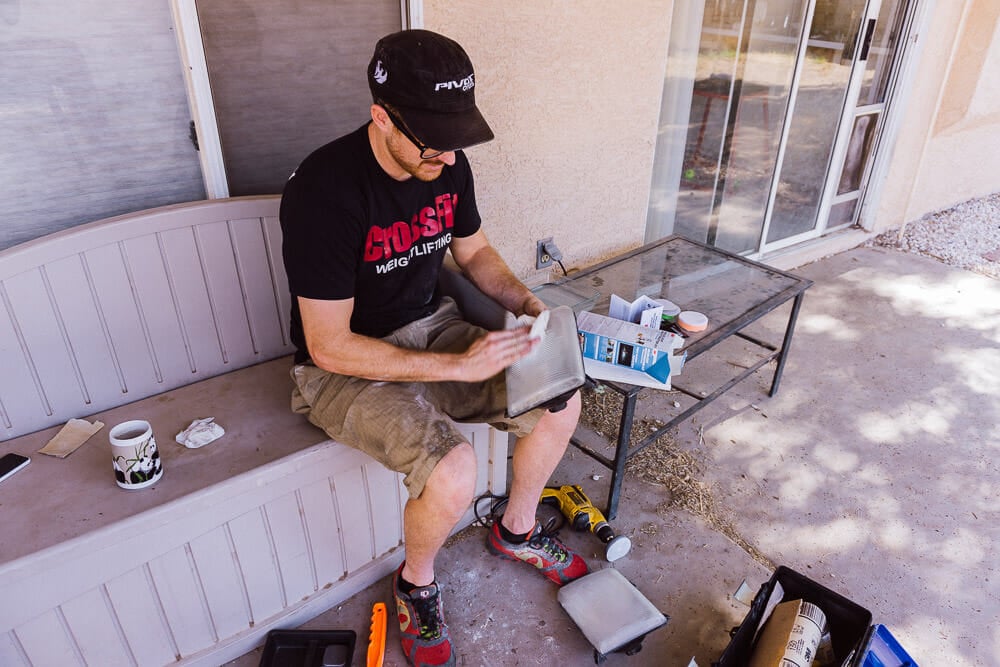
[854,0,936,232]
[753,0,934,257]
[759,0,884,255]
[169,0,422,199]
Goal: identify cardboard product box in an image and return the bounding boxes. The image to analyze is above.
[577,311,685,387]
[715,566,917,667]
[747,599,826,667]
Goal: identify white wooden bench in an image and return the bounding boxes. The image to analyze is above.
[0,196,509,666]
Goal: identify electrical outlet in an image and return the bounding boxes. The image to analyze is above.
[536,237,554,269]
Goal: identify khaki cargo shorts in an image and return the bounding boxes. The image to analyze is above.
[290,298,544,499]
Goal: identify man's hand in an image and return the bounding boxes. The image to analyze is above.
[519,294,548,318]
[299,296,542,384]
[455,326,539,382]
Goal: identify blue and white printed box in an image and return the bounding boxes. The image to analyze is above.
[577,311,685,388]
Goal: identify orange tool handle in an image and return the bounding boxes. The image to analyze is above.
[367,601,387,667]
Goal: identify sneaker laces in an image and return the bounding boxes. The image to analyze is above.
[411,589,444,640]
[526,518,569,563]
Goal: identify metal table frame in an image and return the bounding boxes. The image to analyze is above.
[550,236,813,520]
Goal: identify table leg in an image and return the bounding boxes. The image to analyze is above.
[769,291,806,397]
[605,391,639,521]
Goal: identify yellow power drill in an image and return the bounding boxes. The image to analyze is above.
[540,484,632,562]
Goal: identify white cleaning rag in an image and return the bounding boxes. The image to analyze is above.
[175,417,225,449]
[513,309,550,341]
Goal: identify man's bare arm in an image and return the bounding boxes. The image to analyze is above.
[298,295,537,382]
[450,230,547,317]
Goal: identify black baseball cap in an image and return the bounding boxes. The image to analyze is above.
[368,29,494,152]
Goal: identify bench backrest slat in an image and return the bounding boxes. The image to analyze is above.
[0,196,290,441]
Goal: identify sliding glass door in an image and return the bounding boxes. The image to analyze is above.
[823,0,912,233]
[764,1,871,247]
[647,0,913,255]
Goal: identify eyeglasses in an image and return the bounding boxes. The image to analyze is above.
[379,102,446,160]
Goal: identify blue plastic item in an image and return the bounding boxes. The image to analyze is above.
[863,624,918,667]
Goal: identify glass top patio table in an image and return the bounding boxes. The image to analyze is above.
[535,235,813,518]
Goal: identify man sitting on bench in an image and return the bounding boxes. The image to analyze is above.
[279,29,587,667]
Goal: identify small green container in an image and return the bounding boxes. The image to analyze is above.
[657,299,681,323]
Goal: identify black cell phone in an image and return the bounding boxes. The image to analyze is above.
[0,453,31,484]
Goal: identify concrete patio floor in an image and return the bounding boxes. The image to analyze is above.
[228,244,999,666]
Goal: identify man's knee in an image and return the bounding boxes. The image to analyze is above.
[422,442,477,507]
[538,390,581,436]
[564,390,582,419]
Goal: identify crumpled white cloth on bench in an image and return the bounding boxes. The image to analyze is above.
[175,417,225,449]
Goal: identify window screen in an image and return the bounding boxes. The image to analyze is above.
[0,2,205,251]
[196,0,403,196]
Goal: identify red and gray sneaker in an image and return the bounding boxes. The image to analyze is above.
[393,564,455,667]
[486,520,589,585]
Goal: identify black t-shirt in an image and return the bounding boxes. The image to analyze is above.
[280,123,482,363]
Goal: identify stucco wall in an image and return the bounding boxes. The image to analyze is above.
[423,1,674,280]
[875,0,1000,230]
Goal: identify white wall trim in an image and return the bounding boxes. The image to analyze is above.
[405,0,424,29]
[170,0,230,199]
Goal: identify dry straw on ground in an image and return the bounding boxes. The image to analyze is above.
[581,387,774,569]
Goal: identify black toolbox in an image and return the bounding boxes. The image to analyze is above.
[715,565,876,667]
